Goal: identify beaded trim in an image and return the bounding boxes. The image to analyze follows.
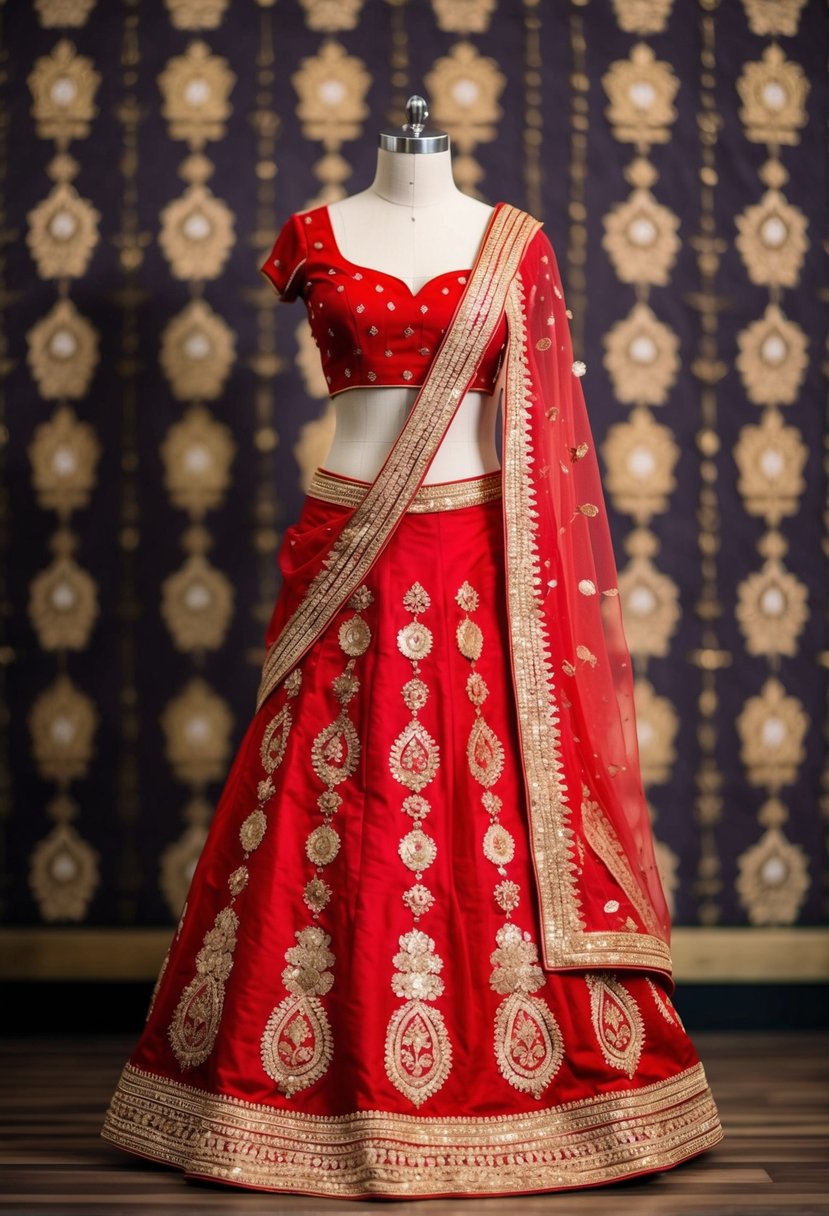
[308,467,502,514]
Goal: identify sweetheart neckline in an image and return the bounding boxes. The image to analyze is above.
[318,202,501,301]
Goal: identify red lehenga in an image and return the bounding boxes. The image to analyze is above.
[101,201,723,1197]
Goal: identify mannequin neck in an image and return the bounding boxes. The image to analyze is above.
[369,146,462,208]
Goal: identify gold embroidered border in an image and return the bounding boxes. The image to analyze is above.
[255,204,542,713]
[101,1060,722,1196]
[308,467,503,513]
[582,789,666,939]
[502,284,672,977]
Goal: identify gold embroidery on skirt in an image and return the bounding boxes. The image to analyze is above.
[585,973,645,1077]
[260,926,335,1098]
[168,906,239,1069]
[455,579,564,1099]
[167,672,303,1070]
[260,586,372,1096]
[385,582,452,1106]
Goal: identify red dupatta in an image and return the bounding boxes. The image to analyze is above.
[500,228,672,981]
[259,202,673,983]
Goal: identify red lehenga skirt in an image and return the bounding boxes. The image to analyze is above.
[101,465,722,1198]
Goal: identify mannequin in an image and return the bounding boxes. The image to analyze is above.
[321,100,502,484]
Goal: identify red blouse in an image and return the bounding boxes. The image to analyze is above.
[260,204,507,397]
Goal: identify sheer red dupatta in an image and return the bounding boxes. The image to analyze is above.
[501,229,673,981]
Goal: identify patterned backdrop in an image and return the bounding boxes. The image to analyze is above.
[1,0,826,955]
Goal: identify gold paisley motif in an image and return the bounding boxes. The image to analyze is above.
[168,973,224,1070]
[311,716,360,786]
[384,1000,452,1108]
[586,973,645,1078]
[467,716,505,788]
[260,994,334,1097]
[260,703,293,774]
[494,992,564,1098]
[389,719,440,792]
[239,808,266,853]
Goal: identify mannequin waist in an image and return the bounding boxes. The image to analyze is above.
[322,384,501,484]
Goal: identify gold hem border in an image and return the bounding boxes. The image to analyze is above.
[308,467,503,513]
[101,1060,722,1196]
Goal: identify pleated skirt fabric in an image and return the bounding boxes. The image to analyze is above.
[101,465,722,1198]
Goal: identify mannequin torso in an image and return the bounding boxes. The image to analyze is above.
[321,147,502,484]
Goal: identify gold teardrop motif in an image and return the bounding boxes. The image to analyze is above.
[168,973,224,1070]
[260,993,334,1098]
[493,992,564,1098]
[384,999,452,1107]
[311,715,360,787]
[389,719,440,792]
[260,703,293,774]
[466,716,505,788]
[586,973,645,1077]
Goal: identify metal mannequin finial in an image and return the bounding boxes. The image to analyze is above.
[378,94,449,154]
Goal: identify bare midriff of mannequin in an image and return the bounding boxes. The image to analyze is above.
[321,144,501,484]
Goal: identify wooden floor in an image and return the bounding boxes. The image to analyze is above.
[1,1032,827,1215]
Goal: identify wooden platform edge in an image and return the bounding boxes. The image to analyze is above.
[0,926,827,981]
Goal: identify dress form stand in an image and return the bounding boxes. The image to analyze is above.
[322,96,502,484]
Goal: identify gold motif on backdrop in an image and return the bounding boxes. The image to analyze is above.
[585,974,644,1077]
[293,41,371,147]
[424,42,505,187]
[602,189,680,286]
[165,0,229,29]
[735,190,808,288]
[35,0,96,26]
[169,906,239,1069]
[736,303,808,406]
[160,405,236,516]
[736,825,810,925]
[617,534,680,658]
[28,674,98,782]
[742,0,807,37]
[28,554,99,651]
[737,47,809,146]
[160,821,208,918]
[159,185,235,280]
[159,299,237,402]
[28,406,101,514]
[161,554,234,652]
[431,0,496,34]
[735,541,808,657]
[160,677,234,784]
[733,410,807,524]
[28,40,100,145]
[610,0,674,34]
[27,183,101,279]
[603,301,680,406]
[602,44,679,146]
[28,821,99,922]
[630,678,678,785]
[299,0,365,31]
[158,42,235,148]
[260,927,336,1096]
[600,407,679,524]
[736,677,808,789]
[26,298,99,400]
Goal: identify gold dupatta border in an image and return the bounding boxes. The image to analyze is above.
[255,202,541,713]
[503,280,673,977]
